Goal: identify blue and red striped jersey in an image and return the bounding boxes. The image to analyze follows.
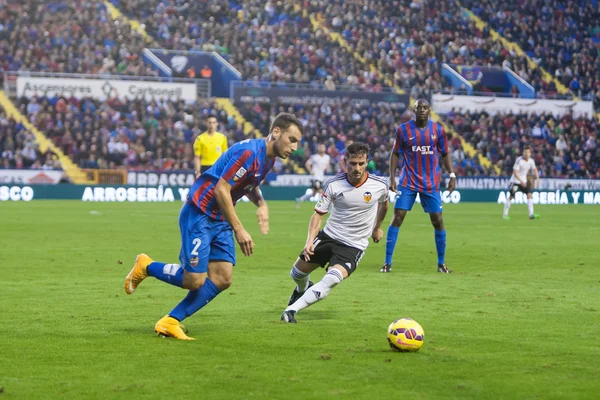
[187,139,275,220]
[392,120,448,193]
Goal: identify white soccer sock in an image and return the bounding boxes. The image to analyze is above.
[286,269,344,312]
[290,265,310,292]
[503,198,512,216]
[299,192,312,201]
[527,198,534,216]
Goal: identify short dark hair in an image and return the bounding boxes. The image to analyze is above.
[270,112,303,136]
[207,115,218,121]
[346,142,369,158]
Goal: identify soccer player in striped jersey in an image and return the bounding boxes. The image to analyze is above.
[281,142,389,323]
[124,113,303,340]
[381,99,456,274]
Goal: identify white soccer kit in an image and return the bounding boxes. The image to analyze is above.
[510,156,536,185]
[315,173,389,251]
[307,154,331,182]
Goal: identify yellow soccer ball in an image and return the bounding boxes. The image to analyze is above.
[387,318,425,352]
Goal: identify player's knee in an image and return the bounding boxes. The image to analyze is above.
[431,216,444,230]
[182,274,207,291]
[212,275,232,290]
[391,214,404,227]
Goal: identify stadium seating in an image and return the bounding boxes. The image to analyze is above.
[0,109,61,170]
[307,0,563,98]
[0,0,156,76]
[442,110,600,178]
[1,0,597,179]
[462,0,600,101]
[112,0,378,88]
[15,96,251,171]
[236,100,497,176]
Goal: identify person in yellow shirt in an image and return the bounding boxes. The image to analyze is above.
[193,116,228,177]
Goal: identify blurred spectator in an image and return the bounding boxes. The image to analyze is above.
[464,0,600,101]
[17,95,250,171]
[0,0,157,76]
[442,109,600,178]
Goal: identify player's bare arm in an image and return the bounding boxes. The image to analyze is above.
[194,154,202,178]
[441,153,456,193]
[513,169,526,187]
[304,158,312,174]
[389,151,399,192]
[214,178,254,256]
[246,186,269,235]
[533,167,540,188]
[303,212,324,261]
[372,199,389,243]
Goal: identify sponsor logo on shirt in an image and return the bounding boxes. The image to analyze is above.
[412,145,434,155]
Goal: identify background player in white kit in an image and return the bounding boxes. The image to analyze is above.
[282,143,389,323]
[296,143,331,208]
[503,146,540,220]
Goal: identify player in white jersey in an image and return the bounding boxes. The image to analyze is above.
[281,142,389,323]
[503,146,540,220]
[296,143,331,208]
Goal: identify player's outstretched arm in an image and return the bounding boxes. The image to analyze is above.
[372,200,389,243]
[246,186,269,235]
[441,153,456,193]
[303,212,324,261]
[389,152,399,192]
[214,178,254,256]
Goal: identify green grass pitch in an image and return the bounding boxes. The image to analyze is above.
[1,200,599,399]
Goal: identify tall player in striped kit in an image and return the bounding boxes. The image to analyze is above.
[381,99,456,273]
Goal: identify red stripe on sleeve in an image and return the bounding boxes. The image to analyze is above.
[424,124,433,193]
[222,150,253,181]
[193,180,213,207]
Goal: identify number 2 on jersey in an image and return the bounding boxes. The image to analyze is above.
[191,238,202,255]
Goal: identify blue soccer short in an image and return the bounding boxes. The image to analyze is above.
[178,202,236,273]
[394,186,443,213]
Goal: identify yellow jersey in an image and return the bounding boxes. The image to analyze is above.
[193,131,228,166]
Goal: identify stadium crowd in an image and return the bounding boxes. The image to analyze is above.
[0,0,157,76]
[238,100,493,176]
[0,110,61,170]
[443,110,600,178]
[307,0,563,99]
[0,0,598,180]
[112,0,380,88]
[14,95,257,171]
[463,0,600,104]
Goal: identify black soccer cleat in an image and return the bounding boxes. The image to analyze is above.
[287,281,314,306]
[281,310,297,323]
[380,263,392,273]
[437,264,452,273]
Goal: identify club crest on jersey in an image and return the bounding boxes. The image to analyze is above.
[363,191,372,203]
[233,167,247,182]
[189,257,199,267]
[432,134,437,141]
